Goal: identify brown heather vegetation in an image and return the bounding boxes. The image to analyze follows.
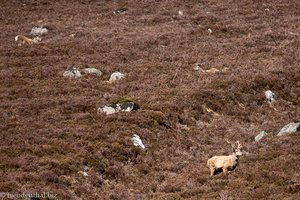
[0,0,299,199]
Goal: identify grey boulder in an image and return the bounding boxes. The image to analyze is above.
[277,122,300,136]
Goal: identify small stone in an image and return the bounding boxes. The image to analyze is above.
[82,68,102,77]
[176,123,190,131]
[78,171,88,177]
[63,67,82,78]
[208,28,213,34]
[131,134,145,149]
[178,10,184,16]
[205,68,220,73]
[265,90,275,103]
[113,8,127,15]
[109,72,125,82]
[277,122,300,136]
[255,131,268,142]
[193,64,201,71]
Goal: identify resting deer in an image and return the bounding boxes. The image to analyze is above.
[15,35,41,46]
[207,140,243,176]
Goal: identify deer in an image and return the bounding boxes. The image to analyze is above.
[207,140,243,176]
[15,35,41,46]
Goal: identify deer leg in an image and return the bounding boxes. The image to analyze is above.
[223,168,228,175]
[210,167,215,176]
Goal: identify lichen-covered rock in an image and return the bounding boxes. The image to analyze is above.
[63,67,82,78]
[109,72,125,82]
[277,122,300,136]
[255,131,268,142]
[82,68,102,77]
[98,98,139,115]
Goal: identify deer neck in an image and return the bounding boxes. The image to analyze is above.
[232,153,239,160]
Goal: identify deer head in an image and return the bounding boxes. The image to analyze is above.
[226,139,243,156]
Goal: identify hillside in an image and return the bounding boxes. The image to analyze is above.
[0,0,299,199]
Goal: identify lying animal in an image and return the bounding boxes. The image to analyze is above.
[207,140,243,176]
[15,35,41,46]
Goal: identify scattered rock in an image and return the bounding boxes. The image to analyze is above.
[205,68,220,73]
[208,28,213,34]
[178,10,184,16]
[98,98,139,115]
[193,64,222,74]
[113,8,127,15]
[176,123,190,131]
[109,72,126,82]
[255,131,268,142]
[82,68,103,77]
[265,90,275,103]
[277,122,300,136]
[203,105,220,116]
[131,134,145,149]
[193,64,201,71]
[78,171,88,177]
[63,67,82,78]
[30,26,49,36]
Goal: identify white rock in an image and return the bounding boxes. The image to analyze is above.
[83,172,88,177]
[113,8,127,15]
[98,102,138,115]
[30,26,48,36]
[63,67,82,78]
[208,28,213,34]
[78,171,89,177]
[82,68,102,76]
[131,134,145,149]
[277,122,300,136]
[265,90,275,103]
[99,105,118,115]
[193,64,201,71]
[109,72,125,82]
[178,10,183,16]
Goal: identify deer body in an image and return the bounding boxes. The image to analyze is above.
[207,154,239,176]
[207,140,242,176]
[15,35,41,46]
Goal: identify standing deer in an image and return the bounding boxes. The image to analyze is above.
[207,140,243,176]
